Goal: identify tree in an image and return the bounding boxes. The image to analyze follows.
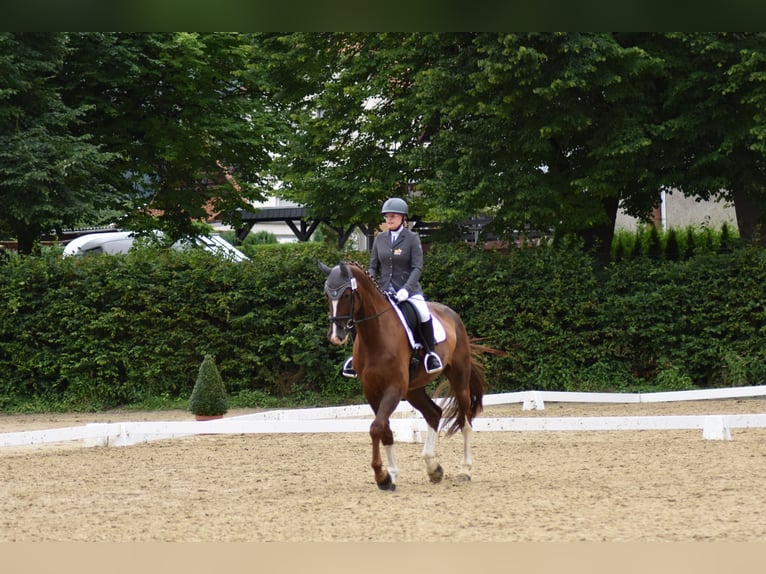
[7,33,764,258]
[258,33,419,240]
[417,33,667,263]
[259,33,668,263]
[60,33,279,243]
[652,33,766,245]
[0,33,115,254]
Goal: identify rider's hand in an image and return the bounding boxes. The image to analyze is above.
[395,288,409,303]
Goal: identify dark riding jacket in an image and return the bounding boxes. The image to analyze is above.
[368,226,424,296]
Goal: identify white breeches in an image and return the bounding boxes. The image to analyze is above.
[407,294,431,322]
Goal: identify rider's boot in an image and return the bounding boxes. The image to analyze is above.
[420,318,443,374]
[341,356,357,378]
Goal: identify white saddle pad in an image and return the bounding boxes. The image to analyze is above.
[391,303,447,349]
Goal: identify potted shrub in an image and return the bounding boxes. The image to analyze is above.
[189,354,229,421]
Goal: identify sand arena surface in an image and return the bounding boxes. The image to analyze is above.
[1,398,765,542]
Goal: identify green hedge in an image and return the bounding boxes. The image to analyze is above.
[424,239,766,393]
[0,243,354,410]
[424,241,605,392]
[2,236,766,412]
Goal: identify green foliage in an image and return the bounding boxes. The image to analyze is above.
[261,33,766,260]
[58,33,279,244]
[647,226,662,260]
[612,225,741,262]
[570,358,640,393]
[424,240,602,392]
[425,229,766,395]
[5,32,766,260]
[189,354,228,417]
[0,241,354,411]
[246,230,279,246]
[236,231,280,258]
[653,364,694,392]
[228,388,281,409]
[2,229,766,413]
[217,229,279,257]
[0,33,116,254]
[720,348,766,387]
[665,229,680,261]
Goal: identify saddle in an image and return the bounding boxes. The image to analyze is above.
[392,300,441,341]
[393,299,447,380]
[397,300,422,341]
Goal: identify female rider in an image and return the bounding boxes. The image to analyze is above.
[342,197,444,377]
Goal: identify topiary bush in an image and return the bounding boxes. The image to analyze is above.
[189,354,228,418]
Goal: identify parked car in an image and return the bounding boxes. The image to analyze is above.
[62,230,249,261]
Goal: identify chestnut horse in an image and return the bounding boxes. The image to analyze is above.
[319,260,486,491]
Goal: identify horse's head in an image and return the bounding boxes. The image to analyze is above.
[319,261,358,345]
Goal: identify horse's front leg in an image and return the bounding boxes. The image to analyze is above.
[369,418,396,491]
[369,392,400,491]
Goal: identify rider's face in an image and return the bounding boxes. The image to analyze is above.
[383,213,403,230]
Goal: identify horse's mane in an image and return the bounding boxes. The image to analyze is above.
[343,260,387,296]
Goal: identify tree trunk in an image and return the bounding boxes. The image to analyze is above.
[575,196,620,266]
[732,188,766,246]
[14,230,38,256]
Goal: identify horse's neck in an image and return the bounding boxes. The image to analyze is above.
[356,280,388,315]
[352,272,397,333]
[358,291,388,318]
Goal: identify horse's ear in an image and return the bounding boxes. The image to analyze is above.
[318,261,332,276]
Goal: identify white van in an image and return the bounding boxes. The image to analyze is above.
[62,231,249,261]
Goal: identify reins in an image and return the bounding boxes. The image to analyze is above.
[352,302,394,325]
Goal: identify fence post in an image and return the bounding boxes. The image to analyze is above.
[522,391,545,411]
[702,415,732,440]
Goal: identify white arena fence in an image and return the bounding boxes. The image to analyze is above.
[2,385,766,450]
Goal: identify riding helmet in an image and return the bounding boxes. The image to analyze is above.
[381,197,408,215]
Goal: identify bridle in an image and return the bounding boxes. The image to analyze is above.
[324,275,394,328]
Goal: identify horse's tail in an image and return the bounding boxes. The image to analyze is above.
[441,343,488,436]
[467,348,487,420]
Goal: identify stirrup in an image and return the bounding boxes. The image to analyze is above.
[341,357,357,379]
[424,352,443,374]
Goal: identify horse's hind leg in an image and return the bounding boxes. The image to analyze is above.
[383,443,399,487]
[450,384,475,482]
[444,359,475,482]
[457,424,473,481]
[407,387,444,483]
[422,426,444,483]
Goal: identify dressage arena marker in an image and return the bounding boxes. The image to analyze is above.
[1,385,765,449]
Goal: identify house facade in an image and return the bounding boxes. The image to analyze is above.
[616,190,737,232]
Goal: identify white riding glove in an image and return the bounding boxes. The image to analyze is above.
[395,288,409,303]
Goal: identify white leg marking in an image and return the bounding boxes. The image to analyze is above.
[421,426,440,476]
[460,425,473,477]
[384,444,398,485]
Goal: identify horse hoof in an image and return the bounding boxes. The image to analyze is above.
[429,464,444,484]
[454,473,471,483]
[377,474,396,492]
